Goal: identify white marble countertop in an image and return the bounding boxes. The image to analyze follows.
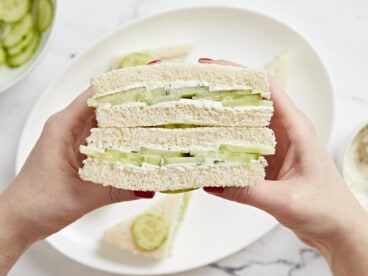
[1,0,368,275]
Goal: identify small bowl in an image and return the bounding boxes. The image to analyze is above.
[0,0,57,94]
[340,121,368,210]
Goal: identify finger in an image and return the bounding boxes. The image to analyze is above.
[62,87,95,122]
[78,180,155,208]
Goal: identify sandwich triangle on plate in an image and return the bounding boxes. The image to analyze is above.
[79,62,276,192]
[104,193,191,259]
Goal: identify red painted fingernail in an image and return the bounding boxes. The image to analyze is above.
[203,187,225,194]
[198,58,213,62]
[147,59,161,65]
[133,191,155,198]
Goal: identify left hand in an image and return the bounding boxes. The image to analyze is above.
[0,87,153,245]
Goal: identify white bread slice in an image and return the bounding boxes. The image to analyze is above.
[103,194,190,259]
[95,101,273,127]
[80,158,267,191]
[85,127,276,152]
[92,63,270,98]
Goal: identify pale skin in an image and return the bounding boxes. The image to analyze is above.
[0,87,154,275]
[201,59,368,276]
[0,59,367,276]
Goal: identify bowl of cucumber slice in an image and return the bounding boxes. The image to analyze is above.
[0,0,55,93]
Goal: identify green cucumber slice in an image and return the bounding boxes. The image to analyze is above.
[142,155,163,166]
[87,86,147,106]
[6,28,35,56]
[144,94,180,105]
[158,124,198,129]
[189,149,220,157]
[120,52,155,68]
[105,148,143,166]
[131,213,169,251]
[35,0,54,32]
[161,188,198,194]
[0,47,5,65]
[163,156,205,165]
[2,13,33,47]
[219,143,275,155]
[135,87,165,101]
[168,86,210,98]
[79,145,105,159]
[222,94,262,107]
[0,0,30,23]
[220,152,259,163]
[192,89,252,101]
[140,147,189,158]
[6,32,39,67]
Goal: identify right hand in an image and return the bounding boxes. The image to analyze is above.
[201,59,368,271]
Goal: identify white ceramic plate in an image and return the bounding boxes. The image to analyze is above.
[15,6,334,276]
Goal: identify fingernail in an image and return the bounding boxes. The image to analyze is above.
[203,187,224,194]
[198,58,213,62]
[133,191,155,198]
[147,59,161,65]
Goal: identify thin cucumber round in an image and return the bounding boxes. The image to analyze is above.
[131,213,169,251]
[120,52,155,68]
[6,32,40,67]
[0,0,30,23]
[36,0,54,32]
[6,28,35,56]
[2,13,34,48]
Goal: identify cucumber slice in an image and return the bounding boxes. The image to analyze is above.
[222,94,262,107]
[35,0,54,32]
[105,148,143,166]
[219,143,275,155]
[220,152,259,163]
[140,147,189,158]
[163,156,205,165]
[131,213,169,251]
[0,0,30,23]
[144,94,180,105]
[120,52,155,68]
[189,149,220,158]
[6,28,35,56]
[192,89,251,101]
[6,32,39,67]
[142,155,162,166]
[161,188,198,194]
[158,124,198,129]
[2,13,33,47]
[0,46,5,65]
[135,87,165,102]
[168,86,210,98]
[87,86,147,106]
[79,145,105,159]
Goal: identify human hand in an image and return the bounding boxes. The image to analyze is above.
[0,88,154,272]
[201,59,368,275]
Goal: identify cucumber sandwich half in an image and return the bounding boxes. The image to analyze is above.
[79,63,276,191]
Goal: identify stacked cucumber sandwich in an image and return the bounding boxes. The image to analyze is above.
[0,0,54,68]
[79,62,276,192]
